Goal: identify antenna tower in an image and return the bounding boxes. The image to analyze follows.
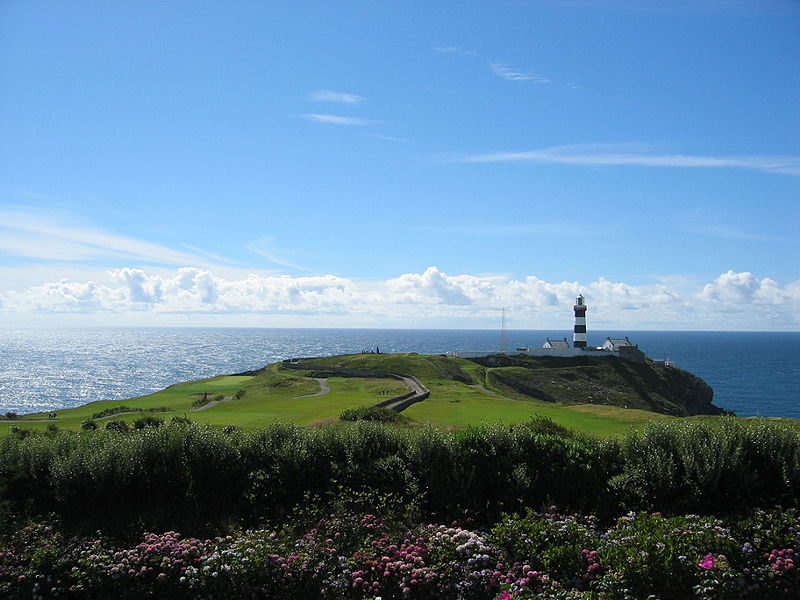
[500,307,508,353]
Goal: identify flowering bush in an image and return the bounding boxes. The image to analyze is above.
[1,508,799,599]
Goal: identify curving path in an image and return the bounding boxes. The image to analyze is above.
[293,378,330,398]
[191,396,233,411]
[375,375,430,412]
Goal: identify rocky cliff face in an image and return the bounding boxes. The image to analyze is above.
[468,354,722,417]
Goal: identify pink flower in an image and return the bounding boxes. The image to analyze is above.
[699,554,715,570]
[497,592,512,600]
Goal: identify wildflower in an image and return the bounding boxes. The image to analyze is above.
[699,554,714,570]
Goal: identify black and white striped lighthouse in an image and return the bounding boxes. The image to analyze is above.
[573,294,587,348]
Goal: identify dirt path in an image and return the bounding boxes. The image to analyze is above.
[294,378,330,398]
[190,396,233,411]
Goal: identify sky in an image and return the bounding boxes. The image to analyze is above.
[1,0,798,331]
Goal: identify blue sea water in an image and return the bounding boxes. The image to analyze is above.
[0,328,797,418]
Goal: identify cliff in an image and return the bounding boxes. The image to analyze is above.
[467,354,721,417]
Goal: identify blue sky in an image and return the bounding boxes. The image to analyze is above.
[1,0,798,330]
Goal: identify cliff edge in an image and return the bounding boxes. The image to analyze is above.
[467,354,722,417]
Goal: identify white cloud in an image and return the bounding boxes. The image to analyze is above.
[2,266,797,330]
[424,223,583,237]
[0,208,216,266]
[686,223,798,244]
[490,63,550,84]
[310,90,366,104]
[245,236,309,271]
[456,144,800,176]
[699,270,787,306]
[434,46,478,56]
[302,113,371,126]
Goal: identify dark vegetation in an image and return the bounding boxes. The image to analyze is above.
[340,405,409,423]
[469,354,719,416]
[191,394,224,408]
[91,405,172,419]
[1,417,799,598]
[1,417,798,539]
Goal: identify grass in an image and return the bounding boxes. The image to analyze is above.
[2,353,796,438]
[402,379,670,437]
[0,364,410,432]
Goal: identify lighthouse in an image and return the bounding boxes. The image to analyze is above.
[573,294,587,348]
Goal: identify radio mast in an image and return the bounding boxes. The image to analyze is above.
[500,307,508,353]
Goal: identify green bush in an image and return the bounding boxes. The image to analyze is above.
[610,418,800,515]
[0,419,798,538]
[104,419,129,432]
[91,406,132,419]
[340,405,406,422]
[132,415,165,429]
[491,509,601,577]
[81,419,97,430]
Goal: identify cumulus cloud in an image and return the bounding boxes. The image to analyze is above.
[1,267,797,329]
[699,270,786,305]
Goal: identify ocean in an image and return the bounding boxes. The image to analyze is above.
[0,328,797,419]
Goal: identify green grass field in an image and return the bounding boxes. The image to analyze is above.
[403,379,671,436]
[2,353,796,437]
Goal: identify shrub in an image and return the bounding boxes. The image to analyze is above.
[610,418,800,515]
[132,415,165,429]
[235,389,247,399]
[491,509,602,579]
[104,419,129,432]
[81,419,97,430]
[91,406,132,419]
[340,405,406,423]
[0,419,798,539]
[9,425,29,439]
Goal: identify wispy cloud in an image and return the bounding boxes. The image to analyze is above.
[302,113,371,126]
[686,224,799,245]
[245,237,309,271]
[368,133,408,143]
[490,63,550,84]
[419,223,584,237]
[0,208,215,266]
[540,0,800,17]
[310,90,366,104]
[455,144,800,176]
[433,46,478,56]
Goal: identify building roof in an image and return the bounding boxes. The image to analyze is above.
[604,336,636,350]
[543,337,570,348]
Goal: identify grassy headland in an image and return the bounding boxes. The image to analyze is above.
[1,352,796,437]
